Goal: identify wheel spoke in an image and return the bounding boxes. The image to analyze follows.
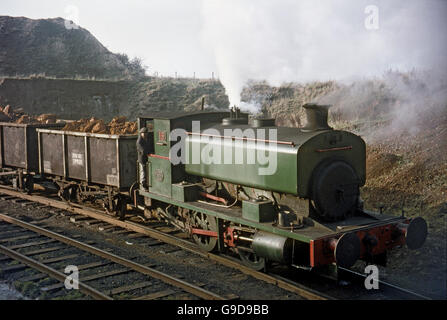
[191,212,217,252]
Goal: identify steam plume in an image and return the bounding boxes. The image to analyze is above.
[200,0,447,112]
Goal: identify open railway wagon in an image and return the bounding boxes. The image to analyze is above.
[35,128,138,216]
[0,120,138,217]
[0,122,65,190]
[134,105,428,274]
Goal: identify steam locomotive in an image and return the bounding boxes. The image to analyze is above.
[0,103,428,273]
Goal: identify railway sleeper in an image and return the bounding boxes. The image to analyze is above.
[41,268,131,292]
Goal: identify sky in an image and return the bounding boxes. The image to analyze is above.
[1,0,446,106]
[1,0,216,78]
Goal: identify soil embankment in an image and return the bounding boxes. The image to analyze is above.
[0,77,229,121]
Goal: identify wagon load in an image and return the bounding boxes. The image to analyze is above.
[36,113,57,124]
[0,112,9,122]
[109,116,138,135]
[0,105,58,124]
[61,116,138,134]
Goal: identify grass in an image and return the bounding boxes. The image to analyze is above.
[54,290,85,300]
[0,74,221,83]
[14,280,40,297]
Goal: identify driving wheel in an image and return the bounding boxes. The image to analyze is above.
[191,211,218,252]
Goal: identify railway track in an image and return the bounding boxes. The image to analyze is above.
[0,212,234,300]
[337,267,431,300]
[0,186,330,300]
[0,186,431,300]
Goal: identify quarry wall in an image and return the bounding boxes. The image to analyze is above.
[0,77,229,121]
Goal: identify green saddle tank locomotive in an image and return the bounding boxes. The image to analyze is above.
[135,104,427,272]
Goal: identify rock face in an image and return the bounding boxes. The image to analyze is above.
[0,16,129,79]
[0,77,229,121]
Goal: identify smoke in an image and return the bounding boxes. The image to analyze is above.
[239,101,262,114]
[315,69,447,137]
[384,70,447,135]
[200,0,447,111]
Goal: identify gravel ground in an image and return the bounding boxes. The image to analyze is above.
[0,280,26,299]
[0,199,304,300]
[1,191,444,300]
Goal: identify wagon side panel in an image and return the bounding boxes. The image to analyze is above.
[3,126,27,169]
[40,132,64,176]
[66,135,87,180]
[0,125,3,168]
[26,127,39,171]
[119,137,138,189]
[89,137,119,187]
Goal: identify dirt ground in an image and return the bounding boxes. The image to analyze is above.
[351,112,447,299]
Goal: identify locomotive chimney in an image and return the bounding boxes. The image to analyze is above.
[300,103,333,132]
